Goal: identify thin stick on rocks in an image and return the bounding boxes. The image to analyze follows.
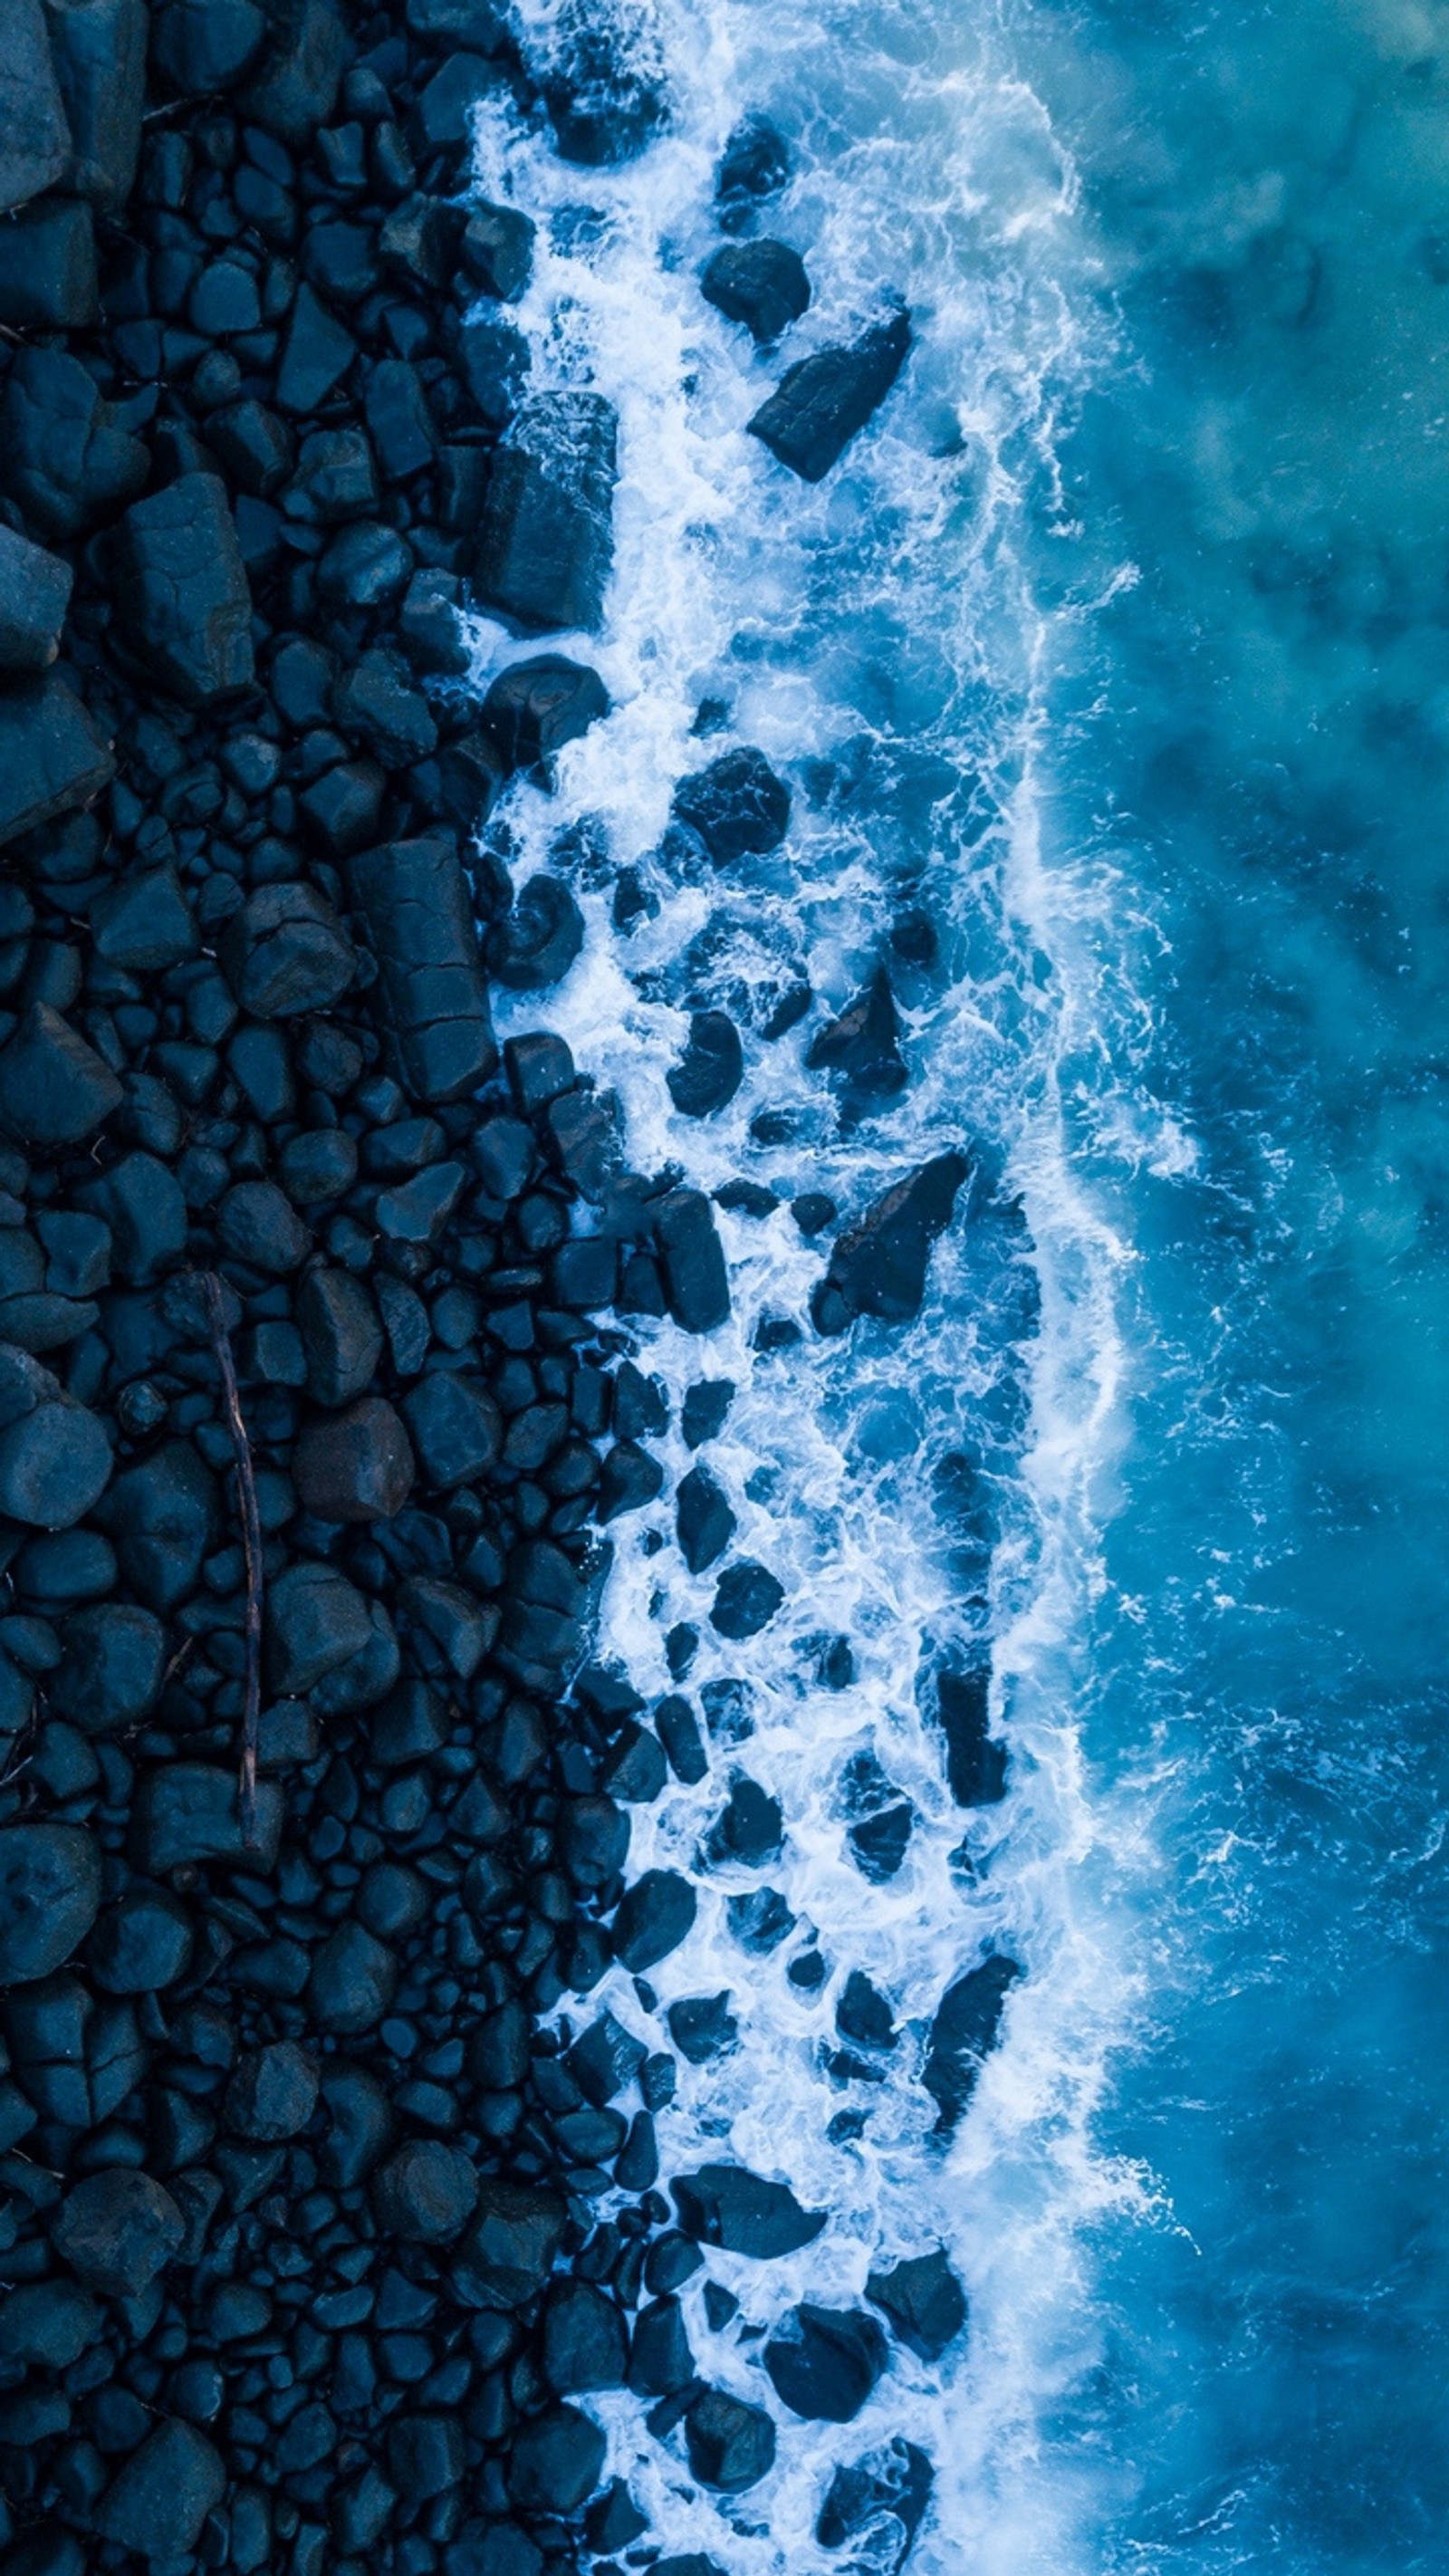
[200,1269,264,1846]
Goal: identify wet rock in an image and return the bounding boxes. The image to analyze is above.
[0,195,98,326]
[219,881,357,1017]
[627,2292,693,2396]
[750,309,912,483]
[402,1370,502,1489]
[611,1865,696,1972]
[0,1821,100,1981]
[46,0,147,211]
[320,2061,392,2187]
[463,197,535,301]
[667,1991,737,2063]
[836,1968,896,2053]
[866,2248,967,2361]
[936,1658,1008,1805]
[149,0,266,93]
[389,2409,465,2502]
[764,2303,888,2421]
[268,1560,373,1693]
[225,2039,319,2140]
[813,1150,973,1334]
[707,1773,781,1864]
[667,1009,743,1118]
[543,2276,629,2390]
[671,745,790,866]
[715,112,789,231]
[130,1763,284,1871]
[567,2007,646,2104]
[463,2179,566,2306]
[52,2167,184,2297]
[682,1377,734,1447]
[276,280,357,414]
[307,1918,396,2034]
[96,2417,226,2561]
[348,831,497,1102]
[533,0,667,164]
[508,2401,607,2513]
[294,1398,416,1522]
[816,2437,934,2571]
[653,1187,730,1332]
[474,390,618,634]
[685,2387,776,2494]
[676,1462,735,1572]
[807,965,907,1102]
[373,2139,481,2242]
[709,1560,784,1639]
[0,680,114,853]
[0,0,73,213]
[0,524,72,674]
[89,1884,193,1991]
[702,239,810,342]
[0,344,148,539]
[923,1954,1022,2131]
[40,1607,157,1737]
[490,872,585,990]
[671,2162,826,2256]
[110,473,254,706]
[483,653,609,772]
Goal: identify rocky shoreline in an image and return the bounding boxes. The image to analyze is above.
[0,3,1015,2571]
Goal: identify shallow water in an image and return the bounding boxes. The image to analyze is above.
[472,0,1449,2565]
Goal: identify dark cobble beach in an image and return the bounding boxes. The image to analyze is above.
[0,2,1022,2573]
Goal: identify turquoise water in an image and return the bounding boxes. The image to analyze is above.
[485,0,1449,2562]
[1022,1,1449,2562]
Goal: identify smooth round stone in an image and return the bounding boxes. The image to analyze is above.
[0,1821,101,1980]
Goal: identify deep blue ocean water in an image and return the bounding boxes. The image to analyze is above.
[478,2,1449,2564]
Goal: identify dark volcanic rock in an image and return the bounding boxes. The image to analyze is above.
[676,1462,735,1572]
[685,2387,776,2493]
[93,1439,216,1610]
[307,1917,397,2033]
[0,0,73,213]
[653,1187,730,1332]
[51,2167,184,2297]
[936,1658,1009,1805]
[47,0,147,211]
[0,196,99,327]
[533,0,667,165]
[0,2277,101,2368]
[709,1559,784,1639]
[0,1350,111,1527]
[0,680,114,852]
[348,832,498,1102]
[224,2040,320,2141]
[749,309,913,483]
[484,652,609,772]
[0,1821,101,1980]
[816,2437,934,2571]
[508,2401,607,2513]
[297,1267,384,1407]
[702,239,811,342]
[671,745,790,866]
[110,473,254,706]
[130,1763,284,1871]
[220,882,357,1017]
[923,1953,1022,2131]
[715,111,789,232]
[464,2179,566,2306]
[373,2139,481,2242]
[807,965,908,1102]
[474,391,618,634]
[763,2303,888,2422]
[0,344,148,539]
[490,872,585,990]
[670,2162,826,2257]
[0,1002,121,1144]
[294,1398,416,1522]
[813,1150,973,1334]
[611,1866,696,1971]
[150,0,267,93]
[96,2418,226,2560]
[543,2276,629,2391]
[626,2292,693,2396]
[0,523,72,672]
[401,1370,502,1488]
[866,2248,967,2361]
[667,1009,744,1118]
[89,1883,193,1991]
[268,1560,374,1693]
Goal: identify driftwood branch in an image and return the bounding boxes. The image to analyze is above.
[200,1271,264,1847]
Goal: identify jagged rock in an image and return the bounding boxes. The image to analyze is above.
[224,2041,319,2141]
[543,2276,629,2391]
[816,2438,934,2571]
[508,2402,606,2514]
[813,1150,973,1334]
[483,652,609,772]
[474,391,618,633]
[44,0,147,211]
[750,309,912,482]
[667,1010,743,1117]
[0,344,148,539]
[219,881,356,1017]
[715,112,789,231]
[709,1560,784,1639]
[92,1440,217,1611]
[268,1560,374,1693]
[0,195,98,327]
[611,1866,696,1971]
[348,832,497,1101]
[90,864,197,970]
[294,1398,416,1522]
[89,1884,194,1992]
[0,524,72,673]
[51,2167,184,2297]
[532,0,667,165]
[373,2139,480,2242]
[807,965,908,1102]
[866,2248,967,2361]
[936,1659,1009,1805]
[48,1603,164,1736]
[96,2418,226,2560]
[685,2387,776,2493]
[671,2162,826,2256]
[0,1002,120,1143]
[462,2180,566,2306]
[238,0,347,141]
[702,238,810,341]
[923,1954,1022,2131]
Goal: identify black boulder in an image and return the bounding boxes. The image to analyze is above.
[749,309,912,483]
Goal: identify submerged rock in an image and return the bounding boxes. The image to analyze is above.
[483,652,609,772]
[816,2437,935,2571]
[750,309,912,482]
[667,1009,744,1117]
[715,111,790,232]
[685,2386,776,2492]
[671,745,791,866]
